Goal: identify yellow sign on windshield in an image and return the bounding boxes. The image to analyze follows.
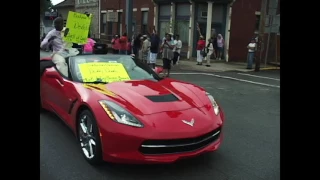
[63,11,92,44]
[78,62,131,83]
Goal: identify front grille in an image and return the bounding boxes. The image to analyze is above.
[139,127,221,155]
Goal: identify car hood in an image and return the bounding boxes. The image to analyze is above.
[83,79,205,115]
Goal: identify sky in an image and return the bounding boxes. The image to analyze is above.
[51,0,64,5]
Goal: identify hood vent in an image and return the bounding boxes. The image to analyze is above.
[145,94,179,102]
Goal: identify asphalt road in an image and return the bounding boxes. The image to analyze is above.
[40,59,280,180]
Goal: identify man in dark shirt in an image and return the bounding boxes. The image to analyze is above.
[149,27,160,69]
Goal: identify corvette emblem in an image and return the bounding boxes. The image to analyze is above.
[182,118,195,127]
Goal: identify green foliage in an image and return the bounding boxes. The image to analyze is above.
[40,0,53,15]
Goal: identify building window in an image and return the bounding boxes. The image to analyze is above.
[141,11,148,35]
[118,12,122,23]
[79,0,93,4]
[118,12,122,35]
[158,4,171,39]
[159,21,170,39]
[255,14,261,31]
[175,3,190,44]
[107,22,113,40]
[174,20,189,43]
[101,13,107,34]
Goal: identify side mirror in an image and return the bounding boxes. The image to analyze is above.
[154,67,163,74]
[45,71,64,84]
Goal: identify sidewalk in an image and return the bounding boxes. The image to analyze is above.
[157,58,279,72]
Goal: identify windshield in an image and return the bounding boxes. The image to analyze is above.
[69,55,160,83]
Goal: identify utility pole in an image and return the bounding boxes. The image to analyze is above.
[255,0,267,72]
[126,0,133,39]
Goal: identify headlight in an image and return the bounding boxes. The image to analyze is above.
[99,100,143,128]
[206,92,220,115]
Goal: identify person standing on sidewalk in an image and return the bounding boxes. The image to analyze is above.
[216,34,224,60]
[126,38,132,55]
[196,35,206,65]
[205,38,214,67]
[133,34,142,57]
[172,34,182,66]
[246,38,256,69]
[111,35,120,54]
[119,33,128,55]
[149,27,160,69]
[160,34,175,77]
[141,35,150,63]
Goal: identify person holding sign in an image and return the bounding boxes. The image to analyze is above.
[40,17,66,54]
[40,17,71,77]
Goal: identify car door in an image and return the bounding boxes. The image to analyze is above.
[42,68,77,125]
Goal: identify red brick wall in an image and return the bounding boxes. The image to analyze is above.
[100,0,155,42]
[229,0,262,62]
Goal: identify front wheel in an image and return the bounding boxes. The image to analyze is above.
[77,110,103,165]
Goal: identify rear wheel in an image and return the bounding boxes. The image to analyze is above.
[77,110,103,165]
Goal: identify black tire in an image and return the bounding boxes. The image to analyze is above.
[77,110,103,165]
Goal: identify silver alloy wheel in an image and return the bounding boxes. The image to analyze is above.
[79,115,96,159]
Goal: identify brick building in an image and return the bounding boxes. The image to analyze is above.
[99,0,155,42]
[54,0,75,26]
[99,0,280,62]
[75,0,100,38]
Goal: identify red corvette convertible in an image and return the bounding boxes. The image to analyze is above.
[40,54,225,165]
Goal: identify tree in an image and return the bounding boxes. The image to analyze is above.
[40,0,53,15]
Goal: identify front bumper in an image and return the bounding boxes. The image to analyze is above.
[97,107,224,164]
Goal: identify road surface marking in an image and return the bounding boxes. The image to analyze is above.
[237,73,280,81]
[260,67,280,70]
[171,72,280,88]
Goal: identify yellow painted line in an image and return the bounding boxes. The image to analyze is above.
[260,67,280,70]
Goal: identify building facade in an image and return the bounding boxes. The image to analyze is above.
[54,0,75,26]
[75,0,100,38]
[99,0,155,42]
[54,0,75,20]
[99,0,279,62]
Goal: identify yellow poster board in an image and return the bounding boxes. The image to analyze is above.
[63,11,92,44]
[78,62,131,83]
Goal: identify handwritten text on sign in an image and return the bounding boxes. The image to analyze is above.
[63,11,92,44]
[78,62,131,83]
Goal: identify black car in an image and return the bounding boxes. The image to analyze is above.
[93,43,108,54]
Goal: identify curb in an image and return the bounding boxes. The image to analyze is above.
[260,67,280,70]
[156,64,279,73]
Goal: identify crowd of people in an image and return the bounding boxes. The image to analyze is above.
[40,16,231,78]
[110,27,182,77]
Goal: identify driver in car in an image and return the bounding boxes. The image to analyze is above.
[40,17,70,77]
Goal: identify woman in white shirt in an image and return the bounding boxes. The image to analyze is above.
[172,34,182,65]
[205,38,215,67]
